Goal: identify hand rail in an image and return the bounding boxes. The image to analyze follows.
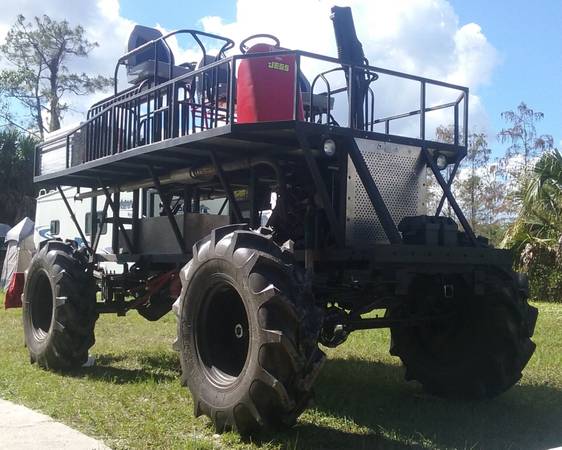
[35,48,469,176]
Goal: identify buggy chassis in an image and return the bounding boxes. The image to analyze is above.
[24,12,537,434]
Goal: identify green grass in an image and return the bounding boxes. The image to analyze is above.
[1,294,561,449]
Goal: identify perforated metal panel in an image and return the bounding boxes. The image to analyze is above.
[346,138,426,247]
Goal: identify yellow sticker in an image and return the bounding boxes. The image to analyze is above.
[267,61,290,72]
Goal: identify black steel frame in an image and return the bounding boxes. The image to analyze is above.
[36,43,477,257]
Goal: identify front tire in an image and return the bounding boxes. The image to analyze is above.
[23,241,98,370]
[178,225,325,435]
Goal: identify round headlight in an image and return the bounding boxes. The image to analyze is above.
[436,154,448,170]
[323,139,336,157]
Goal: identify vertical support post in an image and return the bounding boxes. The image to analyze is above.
[147,166,187,253]
[296,128,345,248]
[132,189,140,253]
[65,135,70,169]
[227,58,235,124]
[249,168,257,229]
[91,194,98,239]
[183,186,192,213]
[463,90,469,148]
[454,103,459,147]
[170,82,177,139]
[347,65,354,128]
[293,53,301,121]
[420,81,426,140]
[209,151,243,223]
[193,188,200,213]
[183,185,192,248]
[92,198,109,253]
[304,205,315,273]
[112,190,120,254]
[141,188,147,217]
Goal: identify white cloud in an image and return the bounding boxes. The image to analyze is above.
[0,0,134,123]
[0,0,498,137]
[200,0,498,136]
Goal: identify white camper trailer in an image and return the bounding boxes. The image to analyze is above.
[34,187,229,254]
[34,187,134,253]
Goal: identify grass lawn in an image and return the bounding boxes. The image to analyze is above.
[0,293,561,450]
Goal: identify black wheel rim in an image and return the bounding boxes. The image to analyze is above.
[196,277,250,388]
[30,270,54,340]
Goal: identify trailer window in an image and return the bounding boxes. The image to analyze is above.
[85,212,107,236]
[50,220,60,235]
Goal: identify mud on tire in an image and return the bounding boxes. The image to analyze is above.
[23,241,98,370]
[177,225,325,435]
[388,270,538,399]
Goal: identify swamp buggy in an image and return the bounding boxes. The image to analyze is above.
[24,6,537,434]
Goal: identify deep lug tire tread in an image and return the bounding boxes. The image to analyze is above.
[23,241,98,370]
[178,225,324,435]
[389,270,537,399]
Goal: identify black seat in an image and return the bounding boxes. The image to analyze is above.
[126,25,190,85]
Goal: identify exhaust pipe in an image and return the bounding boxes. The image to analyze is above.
[74,157,286,203]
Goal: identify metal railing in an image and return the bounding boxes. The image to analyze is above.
[35,48,469,176]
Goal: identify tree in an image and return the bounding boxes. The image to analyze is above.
[502,148,562,300]
[498,102,554,177]
[0,15,112,138]
[0,128,38,225]
[433,125,492,232]
[455,132,491,230]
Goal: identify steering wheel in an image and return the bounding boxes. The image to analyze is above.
[239,34,281,54]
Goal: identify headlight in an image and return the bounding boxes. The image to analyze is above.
[323,139,336,157]
[435,153,448,170]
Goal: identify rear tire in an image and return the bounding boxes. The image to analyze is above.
[23,241,98,370]
[178,225,325,435]
[389,271,537,398]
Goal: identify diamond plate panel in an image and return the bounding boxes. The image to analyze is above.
[346,138,426,246]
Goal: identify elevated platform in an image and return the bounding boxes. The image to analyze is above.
[34,121,464,188]
[34,48,469,190]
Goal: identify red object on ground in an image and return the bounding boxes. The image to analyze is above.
[5,272,24,309]
[237,43,304,123]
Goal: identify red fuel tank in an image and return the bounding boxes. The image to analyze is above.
[237,43,304,123]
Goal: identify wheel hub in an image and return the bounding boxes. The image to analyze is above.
[234,323,244,339]
[196,280,250,388]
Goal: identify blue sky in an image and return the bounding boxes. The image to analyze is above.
[450,0,561,149]
[120,0,561,154]
[1,0,559,155]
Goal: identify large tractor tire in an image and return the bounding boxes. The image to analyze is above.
[23,241,98,370]
[177,225,325,435]
[388,271,538,399]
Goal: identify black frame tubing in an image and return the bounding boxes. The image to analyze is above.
[56,185,93,255]
[147,166,187,253]
[296,127,345,248]
[98,179,135,254]
[92,198,110,253]
[421,146,478,245]
[435,155,462,216]
[209,151,243,223]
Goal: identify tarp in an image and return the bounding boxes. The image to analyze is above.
[0,218,35,290]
